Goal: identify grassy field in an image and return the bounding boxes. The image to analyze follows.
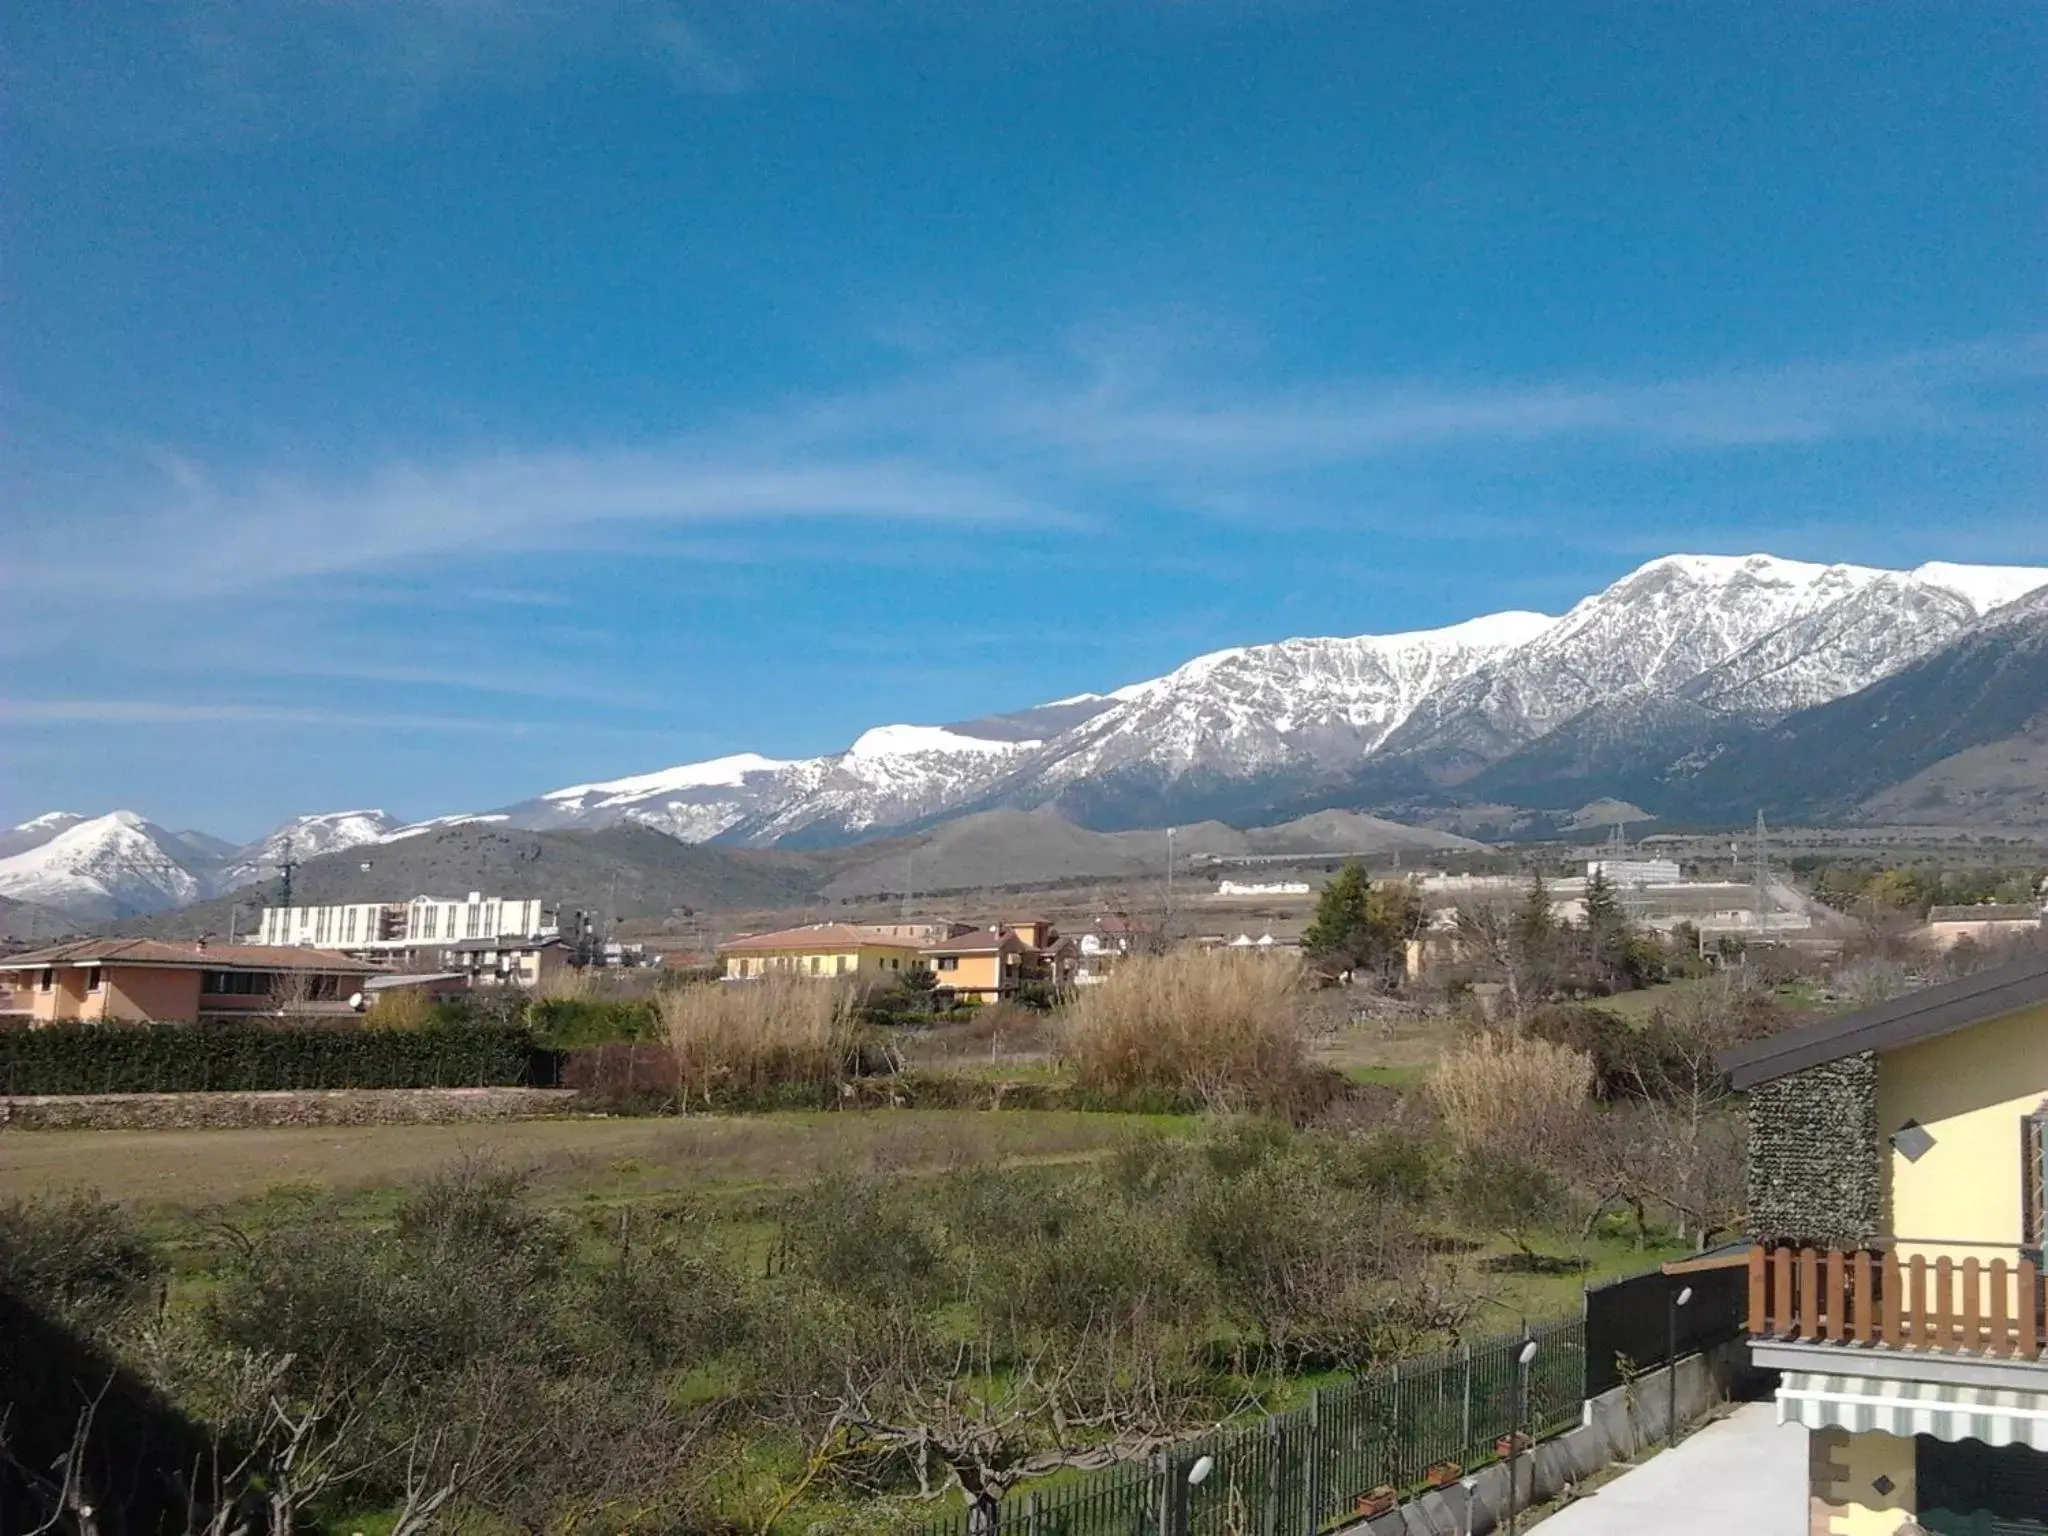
[0,1109,1176,1210]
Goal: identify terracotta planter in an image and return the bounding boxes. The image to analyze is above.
[1354,1486,1398,1516]
[1495,1432,1531,1458]
[1425,1461,1463,1488]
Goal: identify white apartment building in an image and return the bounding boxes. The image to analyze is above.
[1583,858,1683,888]
[250,893,554,954]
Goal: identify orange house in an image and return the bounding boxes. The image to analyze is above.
[0,940,378,1025]
[919,921,1077,1004]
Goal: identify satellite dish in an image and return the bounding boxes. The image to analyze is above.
[348,992,366,1011]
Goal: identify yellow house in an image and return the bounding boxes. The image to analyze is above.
[1722,950,2048,1533]
[718,923,926,981]
[0,939,378,1025]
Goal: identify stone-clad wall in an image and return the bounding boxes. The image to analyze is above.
[0,1086,575,1131]
[1746,1053,1882,1250]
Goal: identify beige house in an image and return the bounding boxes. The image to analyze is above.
[0,940,377,1025]
[1923,903,2042,952]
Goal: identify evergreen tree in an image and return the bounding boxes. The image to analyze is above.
[1304,863,1424,982]
[1581,867,1622,935]
[1303,862,1373,970]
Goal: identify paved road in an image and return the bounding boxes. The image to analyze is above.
[1532,1402,1807,1535]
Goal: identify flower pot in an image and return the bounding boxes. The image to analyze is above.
[1355,1485,1398,1516]
[1425,1461,1463,1488]
[1495,1432,1531,1458]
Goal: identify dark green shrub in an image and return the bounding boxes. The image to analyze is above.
[0,1021,543,1094]
[0,1193,164,1330]
[526,997,658,1047]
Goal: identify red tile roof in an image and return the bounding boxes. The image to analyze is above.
[0,940,379,974]
[718,924,926,954]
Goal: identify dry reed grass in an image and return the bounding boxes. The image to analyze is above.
[657,976,863,1104]
[1425,1030,1593,1163]
[365,985,438,1029]
[534,967,593,1003]
[1058,950,1315,1111]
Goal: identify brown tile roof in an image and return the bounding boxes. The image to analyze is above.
[0,940,380,974]
[718,924,926,955]
[921,927,1029,956]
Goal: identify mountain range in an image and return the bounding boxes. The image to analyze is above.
[10,551,2048,921]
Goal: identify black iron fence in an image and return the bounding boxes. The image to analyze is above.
[905,1316,1586,1536]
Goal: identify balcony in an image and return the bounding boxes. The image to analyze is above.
[1748,1244,2048,1360]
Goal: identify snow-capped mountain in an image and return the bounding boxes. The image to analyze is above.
[18,552,2046,901]
[216,810,401,890]
[489,552,2046,844]
[1007,610,1557,792]
[495,727,1047,847]
[1375,555,2047,775]
[0,811,210,919]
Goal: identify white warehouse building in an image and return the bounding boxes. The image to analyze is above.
[1584,858,1683,888]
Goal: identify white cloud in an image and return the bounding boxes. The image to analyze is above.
[6,0,755,142]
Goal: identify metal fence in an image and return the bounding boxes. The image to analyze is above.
[905,1315,1587,1536]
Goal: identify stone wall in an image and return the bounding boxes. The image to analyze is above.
[0,1086,577,1132]
[1746,1053,1882,1250]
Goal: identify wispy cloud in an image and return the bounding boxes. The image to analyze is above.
[0,698,679,737]
[11,448,1074,598]
[5,0,755,143]
[11,332,2041,606]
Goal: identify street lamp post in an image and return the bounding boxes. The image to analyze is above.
[1507,1337,1538,1536]
[1666,1284,1694,1448]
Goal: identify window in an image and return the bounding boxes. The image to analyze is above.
[344,909,358,943]
[86,967,103,992]
[2025,1112,2048,1262]
[202,970,274,996]
[934,955,959,972]
[835,955,849,975]
[38,968,53,991]
[466,903,481,939]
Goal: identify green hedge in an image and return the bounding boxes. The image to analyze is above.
[0,1023,547,1096]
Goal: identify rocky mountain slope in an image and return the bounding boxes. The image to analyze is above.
[1655,586,2048,827]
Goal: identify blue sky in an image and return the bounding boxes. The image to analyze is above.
[4,1,2043,839]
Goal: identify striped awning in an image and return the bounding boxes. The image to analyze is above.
[1779,1371,2048,1450]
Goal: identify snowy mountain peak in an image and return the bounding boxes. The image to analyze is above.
[845,724,1033,759]
[0,811,205,919]
[12,811,84,833]
[542,753,795,804]
[1908,561,2048,616]
[216,809,402,893]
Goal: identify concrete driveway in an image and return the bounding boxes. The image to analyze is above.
[1531,1402,1807,1535]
